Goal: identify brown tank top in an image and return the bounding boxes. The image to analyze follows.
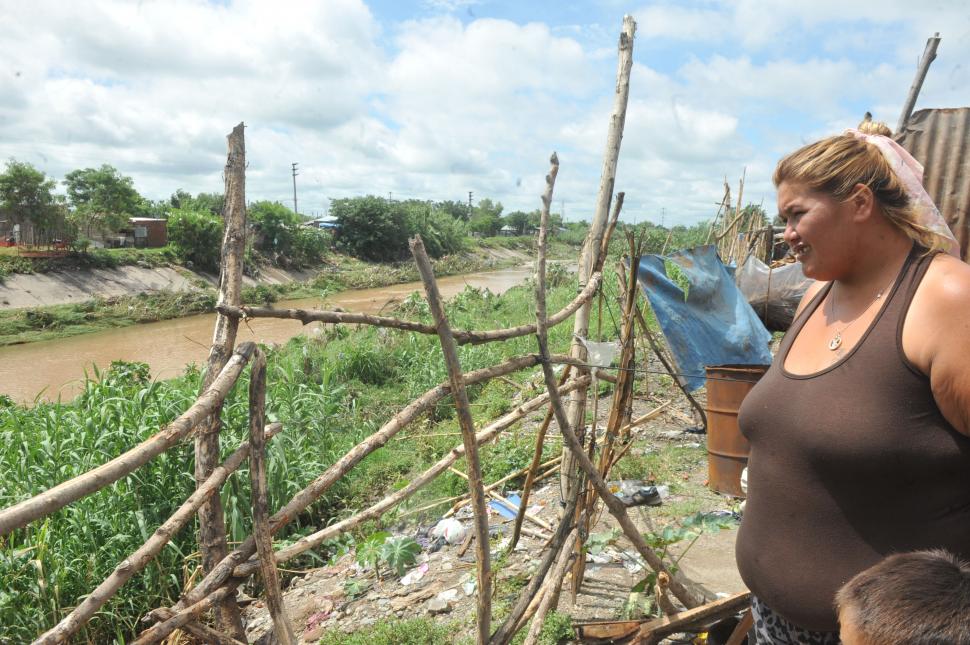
[735,245,970,631]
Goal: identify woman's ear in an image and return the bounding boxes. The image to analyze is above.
[847,183,875,222]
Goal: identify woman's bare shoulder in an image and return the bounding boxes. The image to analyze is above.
[793,278,825,319]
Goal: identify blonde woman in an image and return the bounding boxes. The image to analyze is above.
[735,130,969,643]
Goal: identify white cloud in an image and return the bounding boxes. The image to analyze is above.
[0,0,967,226]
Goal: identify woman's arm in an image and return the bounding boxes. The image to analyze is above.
[904,254,970,436]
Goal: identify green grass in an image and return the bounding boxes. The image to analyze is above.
[0,275,590,642]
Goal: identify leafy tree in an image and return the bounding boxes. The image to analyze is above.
[63,164,144,235]
[435,199,471,222]
[503,210,531,235]
[469,197,504,236]
[403,201,467,257]
[167,208,223,270]
[331,195,411,261]
[170,190,223,217]
[249,200,301,256]
[0,160,64,239]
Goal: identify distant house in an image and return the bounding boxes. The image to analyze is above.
[126,217,168,248]
[498,224,517,237]
[304,215,339,230]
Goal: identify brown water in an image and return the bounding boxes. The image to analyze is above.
[0,267,532,403]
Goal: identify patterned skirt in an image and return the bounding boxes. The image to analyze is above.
[750,596,841,645]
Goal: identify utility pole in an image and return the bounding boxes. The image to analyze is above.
[561,199,565,221]
[661,207,666,228]
[388,191,393,202]
[468,191,474,219]
[291,162,299,214]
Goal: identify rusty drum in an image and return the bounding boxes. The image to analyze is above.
[705,364,769,497]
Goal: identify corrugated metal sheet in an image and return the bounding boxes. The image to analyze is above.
[896,107,970,260]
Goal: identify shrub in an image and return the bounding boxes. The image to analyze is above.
[167,208,223,270]
[331,196,410,261]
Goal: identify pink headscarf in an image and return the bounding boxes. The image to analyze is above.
[845,128,960,257]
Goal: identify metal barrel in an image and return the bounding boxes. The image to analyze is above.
[705,364,769,497]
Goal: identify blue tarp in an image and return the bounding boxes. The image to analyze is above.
[636,245,773,391]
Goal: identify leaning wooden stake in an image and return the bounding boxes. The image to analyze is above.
[248,351,296,644]
[410,235,491,645]
[562,15,636,499]
[196,122,249,637]
[508,365,571,551]
[522,531,579,645]
[532,162,701,609]
[897,32,941,133]
[34,421,281,645]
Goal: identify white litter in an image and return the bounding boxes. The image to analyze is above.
[431,518,467,544]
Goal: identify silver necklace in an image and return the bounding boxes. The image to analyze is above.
[827,279,894,351]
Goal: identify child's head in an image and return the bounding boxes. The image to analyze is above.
[836,549,970,645]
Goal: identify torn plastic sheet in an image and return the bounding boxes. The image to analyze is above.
[737,256,815,332]
[635,245,773,391]
[577,337,620,377]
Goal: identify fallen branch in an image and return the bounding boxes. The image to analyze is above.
[637,592,752,645]
[0,342,257,537]
[216,271,602,347]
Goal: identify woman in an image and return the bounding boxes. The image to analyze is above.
[735,128,970,643]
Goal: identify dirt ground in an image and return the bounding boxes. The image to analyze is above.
[242,379,747,644]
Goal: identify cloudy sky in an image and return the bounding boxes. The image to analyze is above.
[1,1,967,226]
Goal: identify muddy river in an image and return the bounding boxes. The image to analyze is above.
[0,267,533,403]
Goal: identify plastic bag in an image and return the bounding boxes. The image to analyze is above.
[737,256,815,332]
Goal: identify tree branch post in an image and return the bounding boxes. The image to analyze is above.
[897,32,941,133]
[562,15,636,499]
[248,351,296,644]
[410,235,492,645]
[195,122,248,636]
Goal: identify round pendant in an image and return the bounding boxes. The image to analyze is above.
[828,334,843,351]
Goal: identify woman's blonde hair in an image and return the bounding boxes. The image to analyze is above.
[773,134,949,253]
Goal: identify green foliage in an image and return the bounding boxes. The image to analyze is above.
[469,198,504,236]
[0,277,584,640]
[318,617,453,645]
[405,204,468,258]
[169,189,223,216]
[249,201,300,257]
[331,196,411,261]
[355,531,390,571]
[380,536,421,577]
[167,207,223,270]
[0,159,66,239]
[63,164,144,235]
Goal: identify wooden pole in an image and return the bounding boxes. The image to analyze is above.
[0,342,256,537]
[34,422,281,645]
[448,467,553,534]
[449,456,561,519]
[897,32,941,133]
[562,15,636,500]
[248,351,295,644]
[508,366,571,551]
[410,234,492,645]
[216,272,602,346]
[149,355,578,632]
[241,379,587,577]
[489,495,580,645]
[522,531,579,645]
[196,122,248,637]
[134,585,238,645]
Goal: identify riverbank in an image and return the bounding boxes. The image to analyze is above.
[0,238,568,347]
